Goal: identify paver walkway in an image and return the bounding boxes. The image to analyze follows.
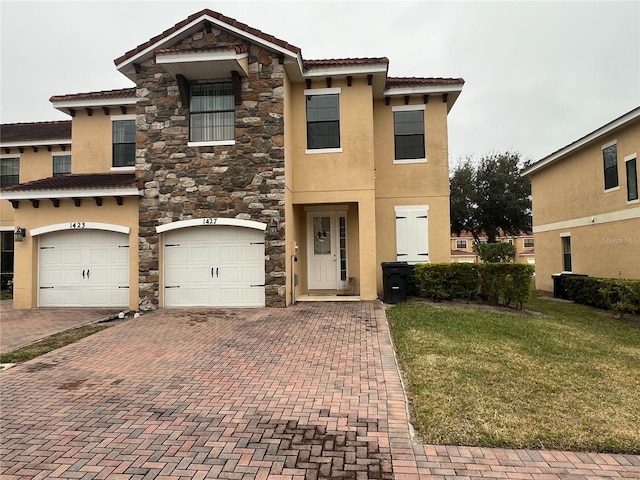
[0,300,123,354]
[0,301,638,479]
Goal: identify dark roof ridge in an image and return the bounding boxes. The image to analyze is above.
[1,120,71,128]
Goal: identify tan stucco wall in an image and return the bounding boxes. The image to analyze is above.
[534,219,640,292]
[290,78,375,193]
[374,97,450,198]
[530,118,639,291]
[11,198,139,309]
[283,70,294,305]
[372,96,451,294]
[531,120,639,224]
[71,108,135,173]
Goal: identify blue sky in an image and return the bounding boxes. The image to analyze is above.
[1,1,638,164]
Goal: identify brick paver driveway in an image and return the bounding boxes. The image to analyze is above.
[1,301,638,479]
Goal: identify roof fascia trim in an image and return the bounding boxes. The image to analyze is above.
[156,217,267,233]
[303,64,388,78]
[383,84,464,96]
[51,97,137,109]
[1,139,72,148]
[0,187,142,200]
[523,107,640,176]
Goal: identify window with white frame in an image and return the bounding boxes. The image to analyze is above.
[189,82,235,143]
[53,154,71,176]
[112,117,136,167]
[626,155,638,202]
[0,157,19,187]
[306,89,341,150]
[393,105,425,162]
[395,205,429,263]
[603,141,618,190]
[524,237,534,248]
[456,239,467,249]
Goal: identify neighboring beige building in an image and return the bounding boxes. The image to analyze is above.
[450,231,535,264]
[0,9,464,309]
[523,107,639,292]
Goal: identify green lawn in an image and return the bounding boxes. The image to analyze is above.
[388,295,640,453]
[0,324,110,364]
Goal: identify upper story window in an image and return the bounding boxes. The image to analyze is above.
[305,88,341,151]
[0,157,19,187]
[53,154,71,176]
[456,239,467,249]
[626,155,638,202]
[393,105,425,163]
[189,82,235,144]
[524,238,534,248]
[602,141,618,190]
[112,118,136,168]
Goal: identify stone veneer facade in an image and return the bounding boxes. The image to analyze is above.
[135,28,286,310]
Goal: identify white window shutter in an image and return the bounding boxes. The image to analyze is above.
[395,205,429,263]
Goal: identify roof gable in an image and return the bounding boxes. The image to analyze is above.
[523,106,640,176]
[114,9,302,81]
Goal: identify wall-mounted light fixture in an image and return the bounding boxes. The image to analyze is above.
[14,226,26,242]
[269,218,279,235]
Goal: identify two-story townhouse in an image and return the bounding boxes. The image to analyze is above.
[0,9,463,310]
[522,106,639,292]
[0,121,72,291]
[450,231,535,264]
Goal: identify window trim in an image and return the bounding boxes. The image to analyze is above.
[625,153,639,204]
[304,87,341,152]
[392,104,426,164]
[0,156,20,187]
[111,114,136,169]
[560,233,572,273]
[52,152,72,176]
[188,82,236,144]
[456,239,467,249]
[602,139,619,192]
[523,237,535,248]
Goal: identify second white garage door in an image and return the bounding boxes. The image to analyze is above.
[163,226,265,307]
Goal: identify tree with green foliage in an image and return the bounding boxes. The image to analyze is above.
[450,152,532,243]
[473,242,516,263]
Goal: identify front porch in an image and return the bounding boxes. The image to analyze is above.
[287,200,378,304]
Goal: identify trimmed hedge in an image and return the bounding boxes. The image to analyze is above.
[564,276,640,317]
[412,263,534,308]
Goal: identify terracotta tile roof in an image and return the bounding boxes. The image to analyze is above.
[114,9,301,66]
[303,57,389,69]
[519,248,535,255]
[386,77,465,88]
[1,173,139,192]
[0,121,71,143]
[49,87,136,103]
[451,249,476,256]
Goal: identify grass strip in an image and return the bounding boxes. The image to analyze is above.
[388,297,640,453]
[0,324,110,364]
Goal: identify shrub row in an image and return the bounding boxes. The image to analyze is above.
[411,263,534,308]
[564,276,640,317]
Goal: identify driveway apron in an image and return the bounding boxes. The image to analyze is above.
[1,301,638,479]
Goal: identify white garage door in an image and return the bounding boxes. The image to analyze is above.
[39,230,129,307]
[163,226,265,307]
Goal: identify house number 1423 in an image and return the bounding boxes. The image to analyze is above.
[70,222,86,229]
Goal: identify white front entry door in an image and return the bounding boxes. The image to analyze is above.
[39,230,129,307]
[163,226,265,307]
[307,213,339,290]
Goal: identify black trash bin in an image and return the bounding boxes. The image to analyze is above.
[552,273,588,299]
[381,262,409,304]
